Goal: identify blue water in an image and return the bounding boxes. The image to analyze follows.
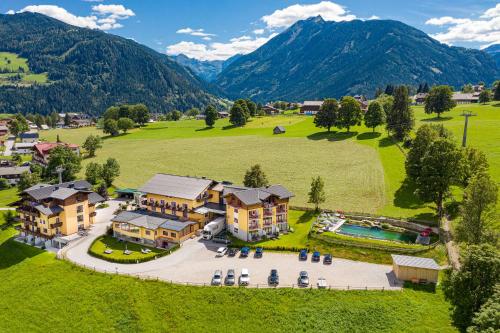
[337,224,417,243]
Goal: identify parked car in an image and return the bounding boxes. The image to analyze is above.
[268,269,279,286]
[298,271,309,287]
[216,247,228,257]
[225,269,236,286]
[227,248,238,257]
[240,247,250,257]
[299,249,308,261]
[212,270,223,285]
[240,268,250,286]
[255,247,263,258]
[317,277,327,289]
[312,251,321,262]
[323,254,332,264]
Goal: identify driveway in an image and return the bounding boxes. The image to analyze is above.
[64,203,402,290]
[3,137,14,156]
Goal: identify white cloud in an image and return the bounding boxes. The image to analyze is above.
[261,1,356,29]
[202,36,212,41]
[15,4,134,30]
[176,27,216,38]
[425,5,500,47]
[253,28,265,35]
[6,10,15,15]
[166,33,278,61]
[367,15,380,20]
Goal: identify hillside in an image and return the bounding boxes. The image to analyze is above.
[216,16,498,102]
[484,44,500,68]
[0,13,220,116]
[172,53,241,82]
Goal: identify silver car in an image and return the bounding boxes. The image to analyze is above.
[298,271,309,287]
[211,270,223,286]
[225,269,236,286]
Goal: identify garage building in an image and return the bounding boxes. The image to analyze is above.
[391,254,440,284]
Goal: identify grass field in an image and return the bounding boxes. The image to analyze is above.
[41,103,499,221]
[89,235,166,262]
[0,52,48,85]
[0,52,29,72]
[0,223,456,332]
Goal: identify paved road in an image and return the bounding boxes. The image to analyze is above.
[64,202,402,290]
[3,137,14,156]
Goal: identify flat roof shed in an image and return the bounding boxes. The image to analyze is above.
[391,255,440,284]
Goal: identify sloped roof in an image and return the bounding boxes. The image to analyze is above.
[227,185,294,206]
[0,166,30,176]
[20,132,39,139]
[34,204,64,216]
[23,180,92,200]
[88,192,105,205]
[274,126,285,132]
[112,210,195,231]
[302,101,323,106]
[391,255,440,270]
[50,188,79,200]
[139,174,213,200]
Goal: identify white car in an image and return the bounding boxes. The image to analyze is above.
[317,277,327,289]
[239,268,250,286]
[216,247,228,257]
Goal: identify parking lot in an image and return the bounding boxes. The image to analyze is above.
[65,222,402,289]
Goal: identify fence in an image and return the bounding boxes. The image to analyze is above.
[61,260,401,291]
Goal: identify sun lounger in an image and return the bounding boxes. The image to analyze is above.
[104,249,113,254]
[123,249,132,255]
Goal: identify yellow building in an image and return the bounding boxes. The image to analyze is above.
[225,185,294,242]
[391,255,440,284]
[17,180,104,248]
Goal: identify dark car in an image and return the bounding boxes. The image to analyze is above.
[298,271,309,287]
[240,247,250,257]
[255,247,263,258]
[268,269,279,286]
[299,249,308,261]
[312,251,321,262]
[323,253,332,264]
[227,248,238,257]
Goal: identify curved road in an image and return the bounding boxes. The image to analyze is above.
[63,200,402,289]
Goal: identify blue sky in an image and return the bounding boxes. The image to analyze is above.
[2,1,500,60]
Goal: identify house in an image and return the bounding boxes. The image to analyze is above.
[225,185,294,242]
[452,92,479,104]
[20,132,39,143]
[262,105,281,115]
[273,126,286,134]
[17,180,105,248]
[57,113,94,127]
[40,124,50,130]
[391,254,440,284]
[27,120,38,131]
[0,125,8,136]
[353,95,369,111]
[0,166,30,185]
[300,101,323,115]
[14,142,38,154]
[413,93,428,105]
[195,114,206,120]
[33,142,80,166]
[218,111,229,118]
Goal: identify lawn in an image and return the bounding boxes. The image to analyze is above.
[89,235,166,262]
[0,225,456,332]
[0,52,29,72]
[0,187,19,207]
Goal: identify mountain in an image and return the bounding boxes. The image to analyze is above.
[0,13,221,116]
[172,54,242,82]
[483,44,500,68]
[216,16,498,102]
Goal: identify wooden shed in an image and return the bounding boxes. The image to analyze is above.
[391,254,440,284]
[273,126,286,134]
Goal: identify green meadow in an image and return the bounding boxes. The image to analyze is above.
[0,52,48,85]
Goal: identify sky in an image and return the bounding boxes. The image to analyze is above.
[2,0,500,61]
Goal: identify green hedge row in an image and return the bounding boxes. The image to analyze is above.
[87,237,180,264]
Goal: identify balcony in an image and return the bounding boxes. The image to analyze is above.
[248,222,260,230]
[263,209,273,217]
[276,207,287,214]
[263,219,273,227]
[248,211,259,219]
[50,222,63,228]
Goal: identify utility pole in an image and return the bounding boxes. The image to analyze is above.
[461,111,476,147]
[54,166,65,184]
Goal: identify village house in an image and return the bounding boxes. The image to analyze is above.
[413,93,428,105]
[217,111,229,118]
[58,113,94,127]
[17,180,104,248]
[262,105,281,115]
[32,142,80,166]
[353,95,369,111]
[19,132,39,143]
[452,92,479,104]
[0,125,9,136]
[14,142,38,154]
[300,101,323,115]
[0,165,30,185]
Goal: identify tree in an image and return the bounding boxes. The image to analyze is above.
[170,110,182,121]
[456,173,498,245]
[96,182,109,200]
[422,83,430,93]
[386,85,414,140]
[229,103,247,127]
[494,80,500,101]
[117,117,134,133]
[405,124,451,181]
[0,178,9,190]
[313,98,338,132]
[364,101,386,132]
[18,171,41,191]
[243,164,269,188]
[82,135,102,157]
[308,176,326,211]
[56,134,62,143]
[414,138,462,220]
[376,94,394,116]
[100,158,120,187]
[442,244,500,331]
[338,96,362,132]
[186,108,200,118]
[205,105,218,127]
[375,87,383,98]
[424,85,456,118]
[245,99,257,117]
[478,90,491,104]
[11,153,22,165]
[234,99,250,119]
[46,145,82,182]
[462,83,473,93]
[64,113,71,126]
[131,104,150,126]
[468,285,500,333]
[85,162,102,185]
[103,119,119,136]
[8,114,29,137]
[50,112,59,128]
[459,147,489,187]
[103,106,120,121]
[384,84,394,95]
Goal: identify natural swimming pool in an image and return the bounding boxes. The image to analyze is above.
[337,224,417,243]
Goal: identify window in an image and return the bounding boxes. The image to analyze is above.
[77,205,84,213]
[145,230,151,236]
[160,200,165,206]
[56,217,60,224]
[43,228,47,233]
[234,218,238,224]
[234,208,238,213]
[170,232,176,238]
[163,231,168,236]
[77,215,84,223]
[233,227,238,234]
